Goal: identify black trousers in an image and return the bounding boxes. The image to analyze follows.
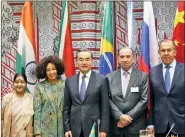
[79,129,85,137]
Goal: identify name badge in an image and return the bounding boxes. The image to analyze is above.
[131,87,139,92]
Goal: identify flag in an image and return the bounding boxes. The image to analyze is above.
[58,1,75,78]
[89,123,96,137]
[16,2,37,94]
[99,1,114,75]
[36,15,40,63]
[172,1,185,63]
[138,1,159,118]
[137,28,141,46]
[164,32,168,39]
[127,1,133,47]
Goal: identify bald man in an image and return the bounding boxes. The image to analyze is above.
[107,47,148,137]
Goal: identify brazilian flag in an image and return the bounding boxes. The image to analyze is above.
[99,1,114,75]
[89,123,96,137]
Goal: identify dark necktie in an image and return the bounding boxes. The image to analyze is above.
[165,66,170,93]
[80,75,86,101]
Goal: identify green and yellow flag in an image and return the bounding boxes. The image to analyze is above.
[89,123,96,137]
[99,1,114,75]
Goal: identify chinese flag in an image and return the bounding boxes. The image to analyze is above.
[172,1,185,63]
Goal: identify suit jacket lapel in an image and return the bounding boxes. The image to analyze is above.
[115,69,124,99]
[82,71,96,103]
[74,73,82,104]
[44,81,57,113]
[170,62,182,92]
[157,64,168,95]
[125,68,137,98]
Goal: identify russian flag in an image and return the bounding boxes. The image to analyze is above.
[138,1,159,117]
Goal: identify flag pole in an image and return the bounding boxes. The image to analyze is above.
[97,119,100,137]
[113,1,117,70]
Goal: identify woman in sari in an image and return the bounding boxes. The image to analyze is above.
[2,73,34,137]
[34,55,65,137]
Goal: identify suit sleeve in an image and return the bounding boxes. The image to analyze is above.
[107,75,123,120]
[100,77,110,133]
[147,72,154,126]
[126,73,148,120]
[33,84,42,135]
[63,79,72,133]
[109,96,123,120]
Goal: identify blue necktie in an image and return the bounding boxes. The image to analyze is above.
[165,66,170,93]
[80,75,86,101]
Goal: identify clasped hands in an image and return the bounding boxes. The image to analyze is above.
[117,114,133,128]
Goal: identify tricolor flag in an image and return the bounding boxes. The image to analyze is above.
[172,1,185,63]
[138,1,159,117]
[99,1,114,75]
[16,2,37,94]
[58,1,75,78]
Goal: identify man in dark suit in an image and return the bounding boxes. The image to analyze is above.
[147,39,184,137]
[63,48,110,137]
[107,47,148,137]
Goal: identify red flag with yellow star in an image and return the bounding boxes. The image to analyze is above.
[172,1,185,63]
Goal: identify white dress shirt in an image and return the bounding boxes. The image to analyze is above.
[79,70,92,93]
[121,67,132,97]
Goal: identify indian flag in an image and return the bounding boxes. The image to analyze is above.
[16,2,37,94]
[58,1,75,78]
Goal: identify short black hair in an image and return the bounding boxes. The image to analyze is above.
[36,55,65,79]
[76,48,93,59]
[13,73,27,83]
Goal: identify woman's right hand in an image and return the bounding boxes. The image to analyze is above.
[35,135,41,137]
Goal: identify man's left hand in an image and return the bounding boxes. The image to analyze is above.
[99,132,107,137]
